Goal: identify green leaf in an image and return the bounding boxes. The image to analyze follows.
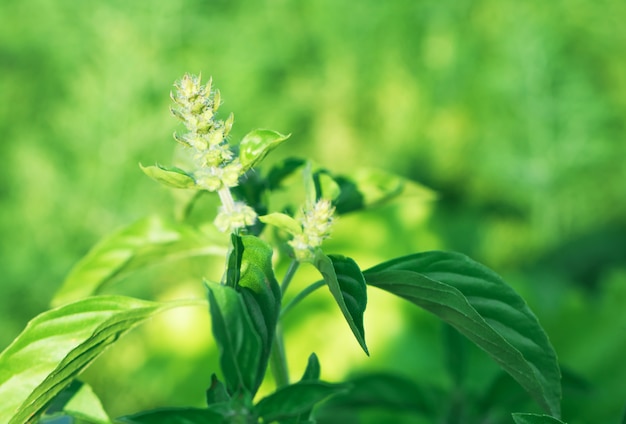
[0,296,178,424]
[61,381,110,424]
[313,252,368,355]
[300,353,321,381]
[52,216,227,306]
[237,235,282,392]
[140,163,196,189]
[118,407,226,424]
[255,381,349,422]
[512,413,567,424]
[206,374,230,406]
[363,251,562,417]
[266,157,306,191]
[239,129,290,172]
[316,373,444,419]
[259,212,302,236]
[224,234,244,288]
[206,281,264,396]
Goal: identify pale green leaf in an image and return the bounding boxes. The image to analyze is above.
[239,129,290,171]
[0,296,185,424]
[140,163,196,189]
[52,216,227,306]
[259,213,302,236]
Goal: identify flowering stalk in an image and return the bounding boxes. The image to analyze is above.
[288,199,336,262]
[170,74,256,233]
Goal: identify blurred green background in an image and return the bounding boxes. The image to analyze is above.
[2,0,626,422]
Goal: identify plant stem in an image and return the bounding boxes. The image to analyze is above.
[269,260,300,388]
[280,280,325,317]
[280,260,300,294]
[269,325,290,388]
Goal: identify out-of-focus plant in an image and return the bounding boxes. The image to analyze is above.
[0,75,566,424]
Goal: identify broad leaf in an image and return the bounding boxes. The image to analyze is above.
[44,380,110,424]
[255,381,349,423]
[52,216,227,306]
[236,235,282,392]
[0,296,178,424]
[313,252,368,355]
[512,413,567,424]
[239,129,290,172]
[119,407,226,424]
[316,373,444,419]
[266,157,306,191]
[140,163,196,189]
[206,281,264,396]
[363,251,562,417]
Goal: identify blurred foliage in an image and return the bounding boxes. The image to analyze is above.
[1,0,626,422]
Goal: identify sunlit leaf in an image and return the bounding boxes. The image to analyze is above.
[119,407,226,424]
[140,163,196,189]
[61,381,110,424]
[255,381,349,423]
[259,212,302,235]
[239,129,290,172]
[266,157,306,191]
[364,251,562,417]
[512,413,567,424]
[52,216,228,306]
[0,296,182,424]
[313,252,368,355]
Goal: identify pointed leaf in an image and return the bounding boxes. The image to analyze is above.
[300,353,321,382]
[119,407,226,424]
[224,234,244,288]
[206,281,263,396]
[313,252,368,355]
[0,296,179,424]
[53,216,227,306]
[512,413,567,424]
[239,129,290,171]
[140,163,196,189]
[255,381,349,422]
[364,251,561,417]
[206,374,230,406]
[236,235,282,392]
[259,213,303,236]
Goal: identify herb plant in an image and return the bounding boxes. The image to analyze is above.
[0,74,566,424]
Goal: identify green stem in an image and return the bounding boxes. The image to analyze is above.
[270,325,290,388]
[281,260,300,294]
[280,280,325,317]
[269,260,301,388]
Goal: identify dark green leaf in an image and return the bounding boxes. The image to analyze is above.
[118,407,226,424]
[316,373,444,419]
[313,252,368,355]
[224,234,244,288]
[236,235,282,392]
[139,163,196,189]
[267,158,306,191]
[206,281,263,396]
[239,129,290,172]
[206,374,230,406]
[364,251,562,417]
[512,413,567,424]
[255,381,349,422]
[300,353,321,381]
[0,296,177,424]
[52,216,227,306]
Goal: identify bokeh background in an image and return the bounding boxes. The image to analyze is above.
[2,0,626,422]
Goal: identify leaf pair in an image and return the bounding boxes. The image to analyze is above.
[207,235,281,396]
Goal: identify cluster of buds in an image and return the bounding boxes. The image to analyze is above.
[289,199,336,261]
[171,74,256,233]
